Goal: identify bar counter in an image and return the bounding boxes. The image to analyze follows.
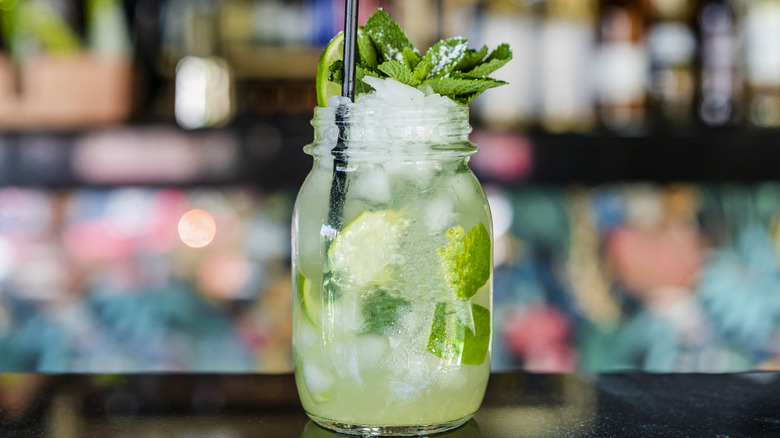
[1,372,778,437]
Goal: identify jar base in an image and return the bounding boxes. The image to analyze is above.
[306,413,473,436]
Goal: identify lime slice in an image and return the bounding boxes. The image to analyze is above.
[462,303,491,365]
[296,271,319,326]
[426,302,490,366]
[328,210,408,291]
[316,31,344,106]
[316,28,377,106]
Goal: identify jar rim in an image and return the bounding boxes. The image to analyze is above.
[312,102,470,119]
[306,103,475,158]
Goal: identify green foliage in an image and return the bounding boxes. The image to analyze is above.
[378,60,421,87]
[357,9,512,104]
[438,222,492,299]
[361,289,410,335]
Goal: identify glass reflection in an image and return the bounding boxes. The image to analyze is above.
[300,419,482,438]
[476,373,596,438]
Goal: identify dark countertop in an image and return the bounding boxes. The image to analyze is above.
[1,372,778,437]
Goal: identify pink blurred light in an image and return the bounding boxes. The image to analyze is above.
[470,131,533,182]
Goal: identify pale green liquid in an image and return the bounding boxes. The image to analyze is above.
[292,158,492,433]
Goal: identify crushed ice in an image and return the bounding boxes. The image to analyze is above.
[316,77,469,161]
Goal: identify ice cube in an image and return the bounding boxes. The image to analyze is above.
[322,125,339,144]
[298,320,318,348]
[329,296,364,334]
[387,354,434,401]
[423,92,455,108]
[361,77,425,107]
[436,364,468,391]
[327,95,351,108]
[356,335,389,371]
[303,362,334,396]
[352,166,391,205]
[423,196,455,233]
[402,162,438,191]
[330,340,362,385]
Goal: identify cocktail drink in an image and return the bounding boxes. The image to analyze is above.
[292,10,511,436]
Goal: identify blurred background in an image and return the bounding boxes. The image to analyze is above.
[0,0,779,373]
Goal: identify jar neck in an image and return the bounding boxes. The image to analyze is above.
[306,103,475,160]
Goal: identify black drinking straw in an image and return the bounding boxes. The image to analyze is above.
[327,0,359,232]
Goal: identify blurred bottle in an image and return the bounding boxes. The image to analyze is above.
[645,0,697,130]
[694,0,741,128]
[219,0,254,47]
[538,0,597,133]
[87,0,132,58]
[743,0,780,128]
[395,0,440,49]
[0,0,81,59]
[474,0,540,130]
[306,0,338,46]
[440,0,481,44]
[595,0,649,134]
[174,0,234,130]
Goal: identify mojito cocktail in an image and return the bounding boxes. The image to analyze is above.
[292,9,511,436]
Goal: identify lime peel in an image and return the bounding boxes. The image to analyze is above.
[296,271,319,326]
[426,301,491,366]
[316,32,344,106]
[462,303,491,365]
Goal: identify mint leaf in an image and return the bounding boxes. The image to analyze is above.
[413,58,432,82]
[365,9,415,63]
[438,222,491,299]
[357,28,379,69]
[423,77,507,102]
[454,45,488,72]
[322,271,342,301]
[328,60,344,85]
[452,92,481,105]
[362,289,410,335]
[356,65,381,95]
[344,10,511,105]
[485,43,512,63]
[463,57,511,78]
[420,37,469,79]
[464,44,513,78]
[402,47,421,70]
[426,302,464,359]
[378,60,420,87]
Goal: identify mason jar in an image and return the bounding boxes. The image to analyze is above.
[291,101,493,436]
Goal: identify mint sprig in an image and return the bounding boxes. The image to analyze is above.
[340,9,512,104]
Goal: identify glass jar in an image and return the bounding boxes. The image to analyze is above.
[291,102,493,436]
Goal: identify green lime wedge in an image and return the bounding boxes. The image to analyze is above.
[316,31,344,106]
[462,303,491,365]
[327,210,409,291]
[316,28,377,106]
[426,302,490,366]
[296,271,319,326]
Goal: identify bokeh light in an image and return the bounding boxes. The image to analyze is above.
[178,208,217,248]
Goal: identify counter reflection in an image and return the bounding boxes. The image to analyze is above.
[300,419,482,438]
[476,373,596,438]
